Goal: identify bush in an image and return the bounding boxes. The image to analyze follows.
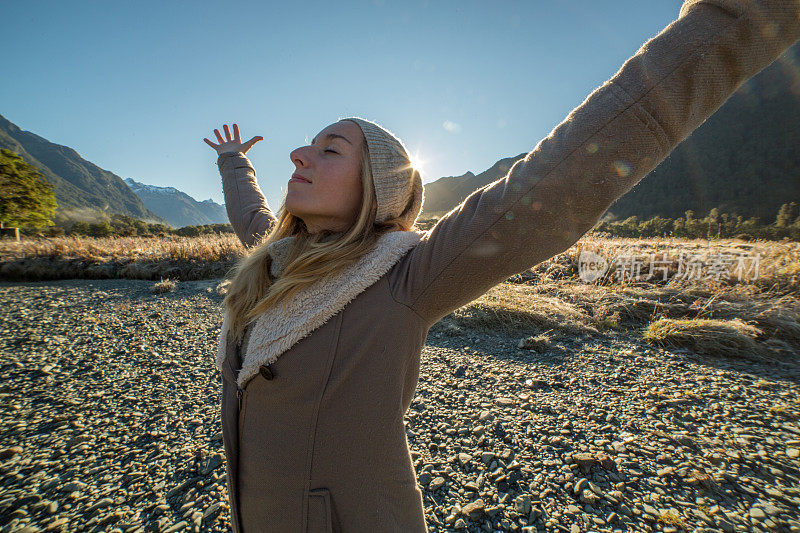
[151,278,177,294]
[87,222,112,237]
[43,226,65,237]
[69,221,90,235]
[176,225,201,237]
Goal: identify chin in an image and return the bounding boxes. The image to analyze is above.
[284,197,302,214]
[285,201,310,221]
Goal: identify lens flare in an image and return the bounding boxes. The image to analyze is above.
[407,149,426,177]
[613,160,632,177]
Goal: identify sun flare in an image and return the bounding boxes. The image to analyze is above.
[407,149,427,177]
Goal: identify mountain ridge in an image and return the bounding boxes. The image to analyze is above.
[0,113,165,223]
[419,41,800,224]
[124,178,228,227]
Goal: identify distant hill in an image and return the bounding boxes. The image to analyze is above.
[605,41,800,223]
[0,113,165,224]
[124,178,228,227]
[421,41,800,223]
[421,154,527,216]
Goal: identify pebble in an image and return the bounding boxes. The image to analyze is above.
[2,278,799,532]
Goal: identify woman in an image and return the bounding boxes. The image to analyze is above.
[204,1,800,531]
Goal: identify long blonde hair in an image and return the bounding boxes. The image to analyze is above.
[222,139,417,344]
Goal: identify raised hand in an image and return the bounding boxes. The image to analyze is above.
[204,123,263,155]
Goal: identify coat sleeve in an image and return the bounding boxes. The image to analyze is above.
[390,0,800,326]
[217,151,278,247]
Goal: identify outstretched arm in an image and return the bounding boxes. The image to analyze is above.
[390,0,800,326]
[217,151,277,247]
[204,123,277,247]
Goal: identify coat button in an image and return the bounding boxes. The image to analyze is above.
[259,365,275,380]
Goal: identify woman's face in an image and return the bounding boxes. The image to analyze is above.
[286,120,365,234]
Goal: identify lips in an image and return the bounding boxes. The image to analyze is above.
[291,173,311,183]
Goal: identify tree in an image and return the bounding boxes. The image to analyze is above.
[70,221,90,235]
[88,222,112,237]
[176,225,201,237]
[775,202,798,227]
[0,149,58,228]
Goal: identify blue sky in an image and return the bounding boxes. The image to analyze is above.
[2,0,682,210]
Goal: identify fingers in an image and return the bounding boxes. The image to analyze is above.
[244,136,264,152]
[209,123,257,153]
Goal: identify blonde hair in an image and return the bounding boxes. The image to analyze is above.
[222,138,415,344]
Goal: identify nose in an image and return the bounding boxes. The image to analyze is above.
[290,145,311,168]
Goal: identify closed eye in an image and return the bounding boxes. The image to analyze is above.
[324,149,338,154]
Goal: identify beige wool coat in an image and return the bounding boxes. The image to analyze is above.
[215,1,800,530]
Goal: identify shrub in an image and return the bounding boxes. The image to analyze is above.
[643,317,765,360]
[151,277,177,294]
[43,226,65,237]
[176,226,201,237]
[88,222,112,237]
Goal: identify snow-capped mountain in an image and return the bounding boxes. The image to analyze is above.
[124,178,228,228]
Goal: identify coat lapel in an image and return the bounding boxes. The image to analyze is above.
[216,230,423,388]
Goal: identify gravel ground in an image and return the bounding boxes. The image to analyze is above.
[1,279,799,533]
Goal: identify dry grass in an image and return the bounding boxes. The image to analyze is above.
[657,510,687,528]
[517,332,555,352]
[643,318,765,360]
[0,234,243,261]
[2,233,797,288]
[558,234,800,294]
[0,234,244,281]
[151,278,177,294]
[2,234,800,361]
[440,270,799,361]
[444,285,600,337]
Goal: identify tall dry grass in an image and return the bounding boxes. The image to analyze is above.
[0,234,245,281]
[440,278,799,361]
[3,233,799,361]
[2,233,797,291]
[552,234,800,294]
[0,234,244,261]
[643,317,767,361]
[433,233,799,361]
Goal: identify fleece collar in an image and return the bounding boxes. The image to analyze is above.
[216,230,423,387]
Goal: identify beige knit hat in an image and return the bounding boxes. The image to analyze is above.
[339,117,424,230]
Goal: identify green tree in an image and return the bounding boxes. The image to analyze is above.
[775,202,798,227]
[640,215,672,237]
[0,148,58,228]
[147,223,171,237]
[176,225,201,237]
[88,221,112,237]
[672,217,685,237]
[70,221,90,235]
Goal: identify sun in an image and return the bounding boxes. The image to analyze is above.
[407,149,427,177]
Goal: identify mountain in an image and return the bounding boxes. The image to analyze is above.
[421,155,527,216]
[421,41,800,223]
[604,41,800,223]
[0,113,165,223]
[124,178,228,227]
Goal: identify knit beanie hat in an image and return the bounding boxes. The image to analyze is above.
[339,117,424,230]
